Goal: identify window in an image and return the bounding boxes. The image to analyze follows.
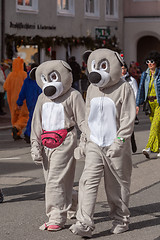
[85,0,99,17]
[106,0,118,19]
[16,0,38,13]
[57,0,75,16]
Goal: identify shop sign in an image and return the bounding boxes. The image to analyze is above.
[95,27,110,40]
[10,21,56,30]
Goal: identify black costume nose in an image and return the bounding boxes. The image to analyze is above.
[88,72,101,84]
[44,86,56,97]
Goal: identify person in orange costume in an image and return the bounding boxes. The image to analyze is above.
[3,57,29,140]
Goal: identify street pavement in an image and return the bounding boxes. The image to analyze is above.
[0,104,160,240]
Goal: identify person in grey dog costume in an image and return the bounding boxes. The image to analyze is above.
[70,49,136,237]
[30,60,85,231]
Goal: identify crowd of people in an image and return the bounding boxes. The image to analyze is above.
[1,58,42,143]
[0,50,160,238]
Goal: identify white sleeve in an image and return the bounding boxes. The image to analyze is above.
[130,76,138,98]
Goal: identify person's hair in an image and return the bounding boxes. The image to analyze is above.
[129,61,136,68]
[30,63,38,70]
[122,62,128,72]
[145,51,160,67]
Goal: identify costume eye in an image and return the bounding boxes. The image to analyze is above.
[100,61,108,71]
[41,74,47,83]
[91,60,96,71]
[49,72,58,82]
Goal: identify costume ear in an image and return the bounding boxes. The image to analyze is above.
[29,67,37,80]
[83,50,92,64]
[115,52,124,66]
[61,61,72,72]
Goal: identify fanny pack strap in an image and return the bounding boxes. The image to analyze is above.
[67,126,74,132]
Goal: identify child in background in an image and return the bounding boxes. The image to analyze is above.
[17,63,42,143]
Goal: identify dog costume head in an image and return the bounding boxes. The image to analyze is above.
[30,60,72,99]
[83,48,124,88]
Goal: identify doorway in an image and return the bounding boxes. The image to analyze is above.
[137,36,160,71]
[17,45,39,70]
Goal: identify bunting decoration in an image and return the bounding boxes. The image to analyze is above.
[5,34,121,59]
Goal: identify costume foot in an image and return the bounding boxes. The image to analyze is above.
[39,223,63,231]
[142,148,150,159]
[47,225,62,231]
[0,190,4,203]
[110,221,129,234]
[12,127,22,140]
[24,134,30,144]
[69,222,92,238]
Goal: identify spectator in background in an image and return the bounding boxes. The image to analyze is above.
[136,64,142,87]
[3,57,29,140]
[0,62,10,77]
[121,63,138,153]
[0,64,7,115]
[129,61,141,87]
[136,51,160,158]
[68,56,81,91]
[17,63,42,143]
[0,62,10,115]
[79,66,90,100]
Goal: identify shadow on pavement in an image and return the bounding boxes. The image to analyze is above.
[0,161,42,175]
[91,202,160,238]
[2,183,45,203]
[0,134,31,150]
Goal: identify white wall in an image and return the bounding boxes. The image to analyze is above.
[124,17,160,65]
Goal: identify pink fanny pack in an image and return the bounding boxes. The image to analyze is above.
[41,126,74,149]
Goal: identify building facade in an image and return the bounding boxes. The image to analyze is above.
[123,0,160,71]
[0,0,123,66]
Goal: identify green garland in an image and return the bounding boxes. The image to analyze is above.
[5,34,121,59]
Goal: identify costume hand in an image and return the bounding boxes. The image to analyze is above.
[33,154,43,165]
[74,146,85,160]
[106,138,124,158]
[74,133,87,160]
[31,146,43,165]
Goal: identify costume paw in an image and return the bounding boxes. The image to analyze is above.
[110,220,129,234]
[31,151,43,164]
[31,145,43,164]
[69,221,92,238]
[74,146,85,160]
[107,138,124,158]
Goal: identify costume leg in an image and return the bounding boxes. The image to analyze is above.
[70,142,103,237]
[42,130,77,227]
[24,114,32,137]
[14,104,29,136]
[103,141,132,234]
